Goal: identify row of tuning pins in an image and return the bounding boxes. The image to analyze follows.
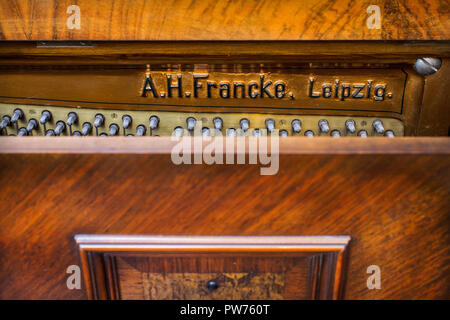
[0,109,161,136]
[172,117,395,138]
[173,117,279,137]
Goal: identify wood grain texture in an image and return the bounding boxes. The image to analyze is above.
[0,138,449,299]
[0,0,448,40]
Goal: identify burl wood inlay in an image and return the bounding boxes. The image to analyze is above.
[0,0,448,40]
[137,272,284,300]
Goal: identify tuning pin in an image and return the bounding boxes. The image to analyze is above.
[253,129,261,137]
[202,127,210,137]
[72,131,81,136]
[127,134,134,137]
[81,122,92,136]
[358,130,368,138]
[99,133,108,136]
[345,119,356,133]
[304,130,314,137]
[240,118,250,132]
[26,119,38,133]
[149,115,160,130]
[54,121,66,135]
[173,126,184,137]
[291,119,301,133]
[17,127,28,136]
[384,130,395,138]
[40,111,52,124]
[213,117,223,131]
[372,120,384,134]
[0,115,11,130]
[94,114,105,128]
[45,129,55,136]
[109,124,119,136]
[11,109,24,124]
[66,112,78,126]
[265,119,275,133]
[280,130,288,137]
[122,115,132,129]
[136,125,146,136]
[186,117,196,131]
[330,129,341,137]
[318,119,329,133]
[227,128,237,136]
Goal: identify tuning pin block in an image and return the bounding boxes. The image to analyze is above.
[291,119,301,134]
[136,125,146,136]
[54,121,66,135]
[122,115,132,129]
[40,111,52,124]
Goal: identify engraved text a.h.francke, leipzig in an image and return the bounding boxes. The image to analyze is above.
[141,72,392,101]
[139,71,403,113]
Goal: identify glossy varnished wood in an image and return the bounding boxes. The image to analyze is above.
[0,137,448,299]
[0,0,448,40]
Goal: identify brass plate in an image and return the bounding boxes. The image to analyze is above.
[0,103,404,136]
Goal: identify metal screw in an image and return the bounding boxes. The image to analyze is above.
[279,129,288,137]
[414,57,442,76]
[186,117,196,131]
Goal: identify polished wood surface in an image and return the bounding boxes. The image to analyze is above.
[0,0,449,40]
[0,137,448,299]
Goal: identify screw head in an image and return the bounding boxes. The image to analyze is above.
[414,58,442,76]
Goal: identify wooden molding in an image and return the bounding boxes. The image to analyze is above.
[75,235,351,300]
